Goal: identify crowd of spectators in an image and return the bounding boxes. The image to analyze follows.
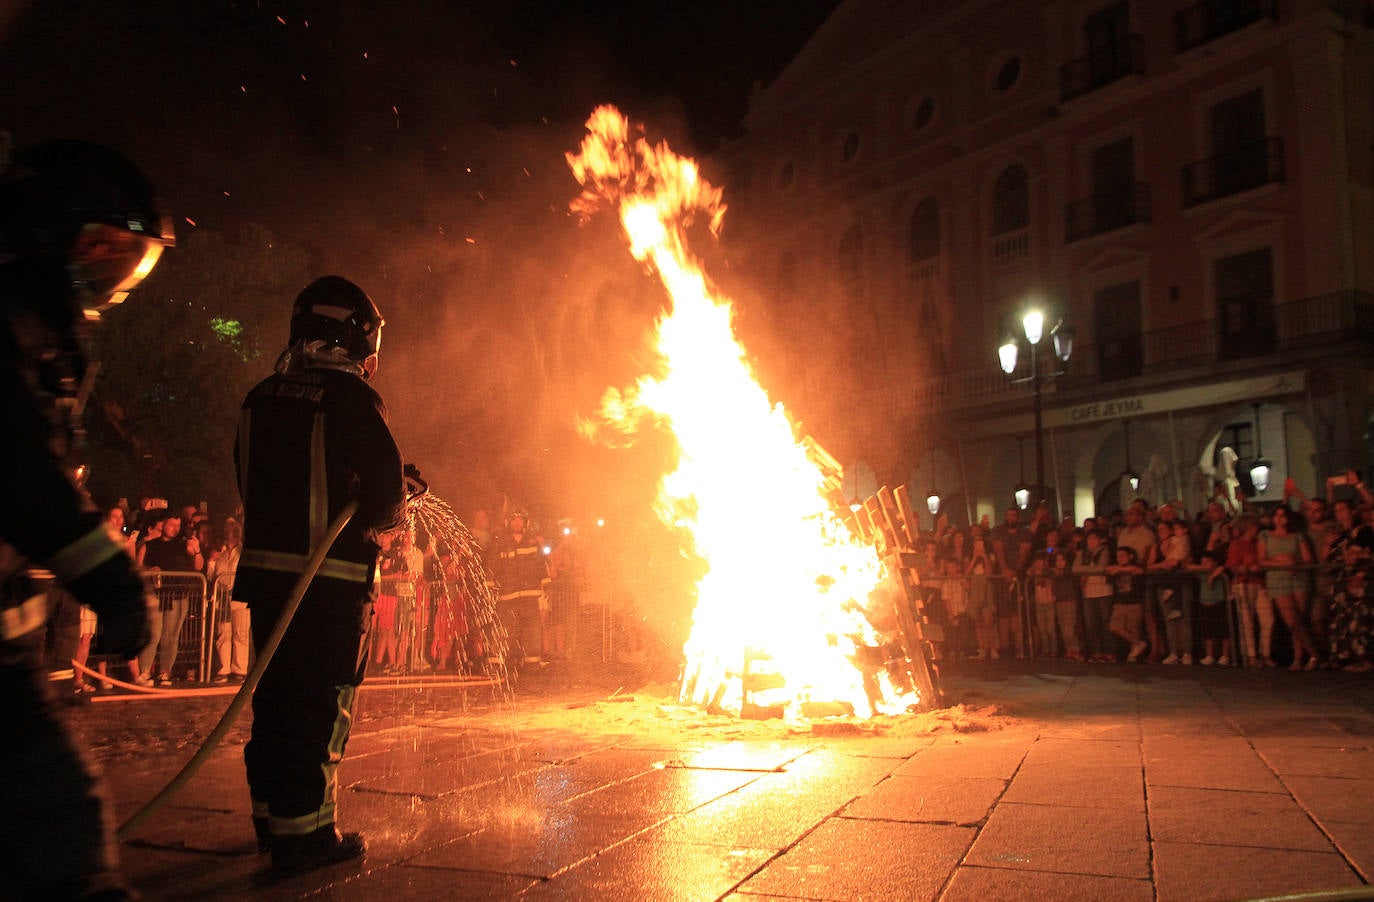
[914,476,1374,672]
[69,499,597,692]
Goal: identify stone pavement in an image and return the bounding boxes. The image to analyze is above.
[104,663,1374,900]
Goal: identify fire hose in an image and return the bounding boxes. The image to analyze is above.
[115,499,359,839]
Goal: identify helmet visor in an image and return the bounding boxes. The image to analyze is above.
[68,222,166,316]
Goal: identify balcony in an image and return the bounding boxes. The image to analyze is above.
[909,291,1374,410]
[1182,136,1284,207]
[1059,34,1144,102]
[1176,0,1276,52]
[1065,182,1151,243]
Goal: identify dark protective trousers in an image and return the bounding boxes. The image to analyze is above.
[244,585,373,836]
[0,629,125,899]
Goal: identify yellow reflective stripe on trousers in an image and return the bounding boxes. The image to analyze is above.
[44,524,123,583]
[240,548,370,582]
[309,412,328,547]
[268,684,356,836]
[1,594,47,639]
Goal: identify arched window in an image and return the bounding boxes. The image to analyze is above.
[991,164,1029,236]
[909,198,940,262]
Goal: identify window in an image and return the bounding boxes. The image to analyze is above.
[1209,88,1267,194]
[1094,279,1143,381]
[991,165,1029,236]
[1215,247,1275,359]
[1089,137,1136,231]
[909,199,940,262]
[1085,2,1131,84]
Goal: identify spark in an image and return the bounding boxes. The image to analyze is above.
[184,217,197,227]
[276,15,286,25]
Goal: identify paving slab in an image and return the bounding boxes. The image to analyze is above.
[735,819,974,901]
[1020,736,1139,769]
[1143,739,1285,793]
[941,864,1153,902]
[1146,785,1335,851]
[1253,743,1374,780]
[1152,839,1364,901]
[524,838,774,900]
[894,738,1030,781]
[842,773,1006,824]
[1001,761,1144,811]
[964,801,1150,878]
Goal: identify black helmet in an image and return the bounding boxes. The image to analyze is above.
[0,140,174,318]
[288,276,383,378]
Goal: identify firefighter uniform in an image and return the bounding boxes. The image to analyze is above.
[0,295,151,902]
[489,529,550,663]
[233,365,404,844]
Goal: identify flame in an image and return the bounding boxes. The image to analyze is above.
[567,106,917,719]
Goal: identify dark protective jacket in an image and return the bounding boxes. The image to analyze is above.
[0,269,146,654]
[232,366,405,606]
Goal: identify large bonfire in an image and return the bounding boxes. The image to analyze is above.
[567,106,918,719]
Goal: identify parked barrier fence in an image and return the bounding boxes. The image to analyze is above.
[917,563,1340,666]
[144,571,209,682]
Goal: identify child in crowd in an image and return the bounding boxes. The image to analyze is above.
[941,557,971,658]
[1050,550,1084,661]
[966,533,998,660]
[1107,546,1148,662]
[1075,530,1115,661]
[1192,549,1233,665]
[1029,555,1058,657]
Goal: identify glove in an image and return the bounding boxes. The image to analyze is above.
[92,594,151,660]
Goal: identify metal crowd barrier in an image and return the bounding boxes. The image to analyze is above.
[917,562,1341,666]
[143,571,209,682]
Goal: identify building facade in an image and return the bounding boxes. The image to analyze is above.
[714,0,1374,525]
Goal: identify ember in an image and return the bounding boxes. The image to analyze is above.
[567,106,922,720]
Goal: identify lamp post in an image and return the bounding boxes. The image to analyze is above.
[999,307,1074,515]
[1249,404,1272,493]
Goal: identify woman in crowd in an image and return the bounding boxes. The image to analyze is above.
[1259,506,1319,670]
[1328,499,1374,671]
[1149,519,1195,665]
[965,532,998,660]
[1075,529,1115,662]
[1228,517,1273,667]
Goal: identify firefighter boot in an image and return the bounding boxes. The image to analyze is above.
[252,816,271,854]
[270,826,365,876]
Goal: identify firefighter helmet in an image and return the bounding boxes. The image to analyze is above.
[288,276,384,378]
[0,139,174,319]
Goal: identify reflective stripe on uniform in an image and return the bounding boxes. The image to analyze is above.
[268,683,356,836]
[309,412,328,547]
[1,593,47,639]
[44,525,123,583]
[240,548,370,582]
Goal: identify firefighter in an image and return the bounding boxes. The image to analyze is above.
[488,508,550,665]
[233,275,407,876]
[0,141,173,900]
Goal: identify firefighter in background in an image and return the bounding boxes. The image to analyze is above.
[0,141,172,900]
[488,508,550,664]
[233,276,407,876]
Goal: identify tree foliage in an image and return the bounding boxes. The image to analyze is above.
[87,225,309,511]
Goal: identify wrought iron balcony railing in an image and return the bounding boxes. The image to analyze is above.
[909,291,1374,410]
[1065,182,1151,243]
[1182,136,1284,207]
[1059,33,1145,102]
[1176,0,1276,52]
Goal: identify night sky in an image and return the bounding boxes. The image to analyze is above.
[0,0,839,522]
[1,0,837,248]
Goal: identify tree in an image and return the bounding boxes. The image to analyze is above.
[87,225,310,512]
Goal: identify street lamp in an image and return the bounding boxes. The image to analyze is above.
[1249,404,1272,493]
[1013,435,1031,510]
[1122,420,1140,494]
[999,307,1074,515]
[925,447,941,517]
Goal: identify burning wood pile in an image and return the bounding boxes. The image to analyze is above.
[568,106,942,722]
